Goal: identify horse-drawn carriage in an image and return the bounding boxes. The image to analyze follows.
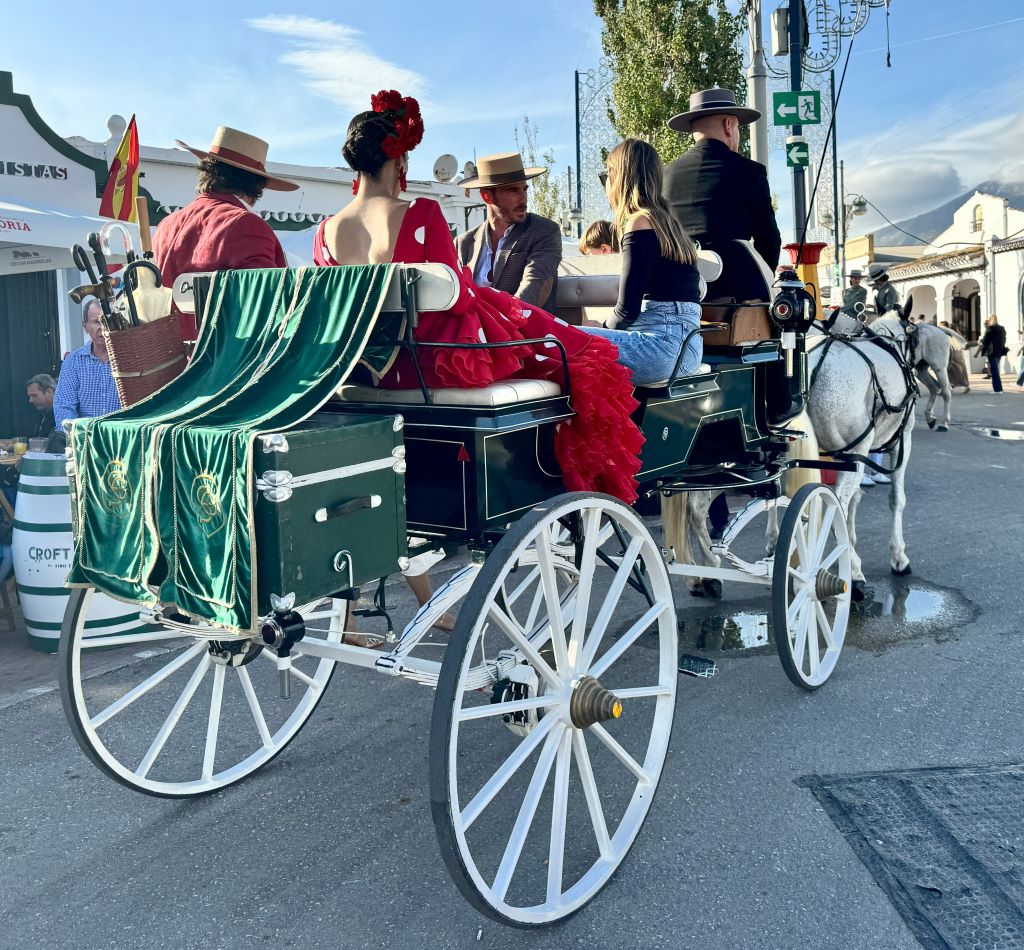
[60,262,852,926]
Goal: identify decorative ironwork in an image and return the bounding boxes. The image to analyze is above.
[575,61,616,229]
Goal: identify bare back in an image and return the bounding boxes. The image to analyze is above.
[323,196,411,265]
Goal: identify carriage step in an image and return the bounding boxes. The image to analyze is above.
[678,654,718,679]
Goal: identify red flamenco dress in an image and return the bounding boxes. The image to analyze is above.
[314,197,644,503]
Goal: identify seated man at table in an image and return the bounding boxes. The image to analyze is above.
[54,299,122,429]
[26,374,56,439]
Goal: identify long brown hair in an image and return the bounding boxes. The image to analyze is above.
[605,139,696,265]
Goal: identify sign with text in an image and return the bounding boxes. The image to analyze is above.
[773,90,821,126]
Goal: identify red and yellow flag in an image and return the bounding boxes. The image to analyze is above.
[99,115,140,222]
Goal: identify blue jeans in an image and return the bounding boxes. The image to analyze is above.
[581,300,703,386]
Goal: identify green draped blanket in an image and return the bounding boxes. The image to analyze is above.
[68,264,395,632]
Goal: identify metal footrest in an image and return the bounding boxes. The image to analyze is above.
[678,654,718,679]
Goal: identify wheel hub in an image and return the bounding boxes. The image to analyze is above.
[569,676,623,729]
[814,569,848,601]
[208,639,263,667]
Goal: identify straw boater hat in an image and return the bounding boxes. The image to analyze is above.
[176,127,299,191]
[667,88,761,134]
[459,152,546,189]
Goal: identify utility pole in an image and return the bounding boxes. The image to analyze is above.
[573,70,583,238]
[830,68,840,290]
[747,0,769,167]
[839,160,847,278]
[788,0,807,250]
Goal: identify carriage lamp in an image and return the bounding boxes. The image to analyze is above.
[771,270,818,377]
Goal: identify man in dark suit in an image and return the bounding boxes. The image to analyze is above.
[663,88,794,432]
[663,88,781,305]
[456,153,562,310]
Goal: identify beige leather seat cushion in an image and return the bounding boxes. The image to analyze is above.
[336,377,563,406]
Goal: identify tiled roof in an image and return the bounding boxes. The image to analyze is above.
[888,244,984,280]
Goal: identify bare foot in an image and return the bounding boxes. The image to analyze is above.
[432,612,457,634]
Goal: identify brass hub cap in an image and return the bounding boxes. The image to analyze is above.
[569,676,623,729]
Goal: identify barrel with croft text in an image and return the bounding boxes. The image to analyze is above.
[12,453,153,652]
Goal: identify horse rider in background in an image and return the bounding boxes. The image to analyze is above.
[842,269,868,319]
[867,263,901,319]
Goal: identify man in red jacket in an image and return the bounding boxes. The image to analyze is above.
[154,126,298,339]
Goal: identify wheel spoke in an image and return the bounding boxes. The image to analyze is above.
[567,507,604,672]
[236,666,273,748]
[791,601,810,671]
[571,729,612,860]
[810,503,837,568]
[590,722,651,785]
[793,518,812,572]
[819,543,848,573]
[579,536,644,672]
[492,726,562,902]
[523,582,545,636]
[202,664,226,781]
[285,663,320,691]
[456,695,560,722]
[815,600,836,650]
[134,654,211,778]
[805,602,821,677]
[609,684,673,700]
[506,564,541,609]
[459,714,559,831]
[546,729,573,903]
[536,525,569,673]
[91,641,207,729]
[588,601,670,681]
[486,604,561,691]
[786,586,810,629]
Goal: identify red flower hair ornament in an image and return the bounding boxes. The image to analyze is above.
[352,89,425,195]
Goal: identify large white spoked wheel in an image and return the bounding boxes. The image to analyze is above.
[772,483,852,690]
[60,589,346,797]
[429,493,678,926]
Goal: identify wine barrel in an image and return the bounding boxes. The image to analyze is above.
[12,453,151,652]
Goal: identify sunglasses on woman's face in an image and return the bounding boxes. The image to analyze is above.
[598,170,608,188]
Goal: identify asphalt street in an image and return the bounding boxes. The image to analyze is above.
[1,382,1021,950]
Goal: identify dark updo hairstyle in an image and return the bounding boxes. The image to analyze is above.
[342,111,399,179]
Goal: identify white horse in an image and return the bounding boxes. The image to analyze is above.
[873,316,953,432]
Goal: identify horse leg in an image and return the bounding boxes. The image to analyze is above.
[918,366,939,429]
[935,364,952,432]
[888,423,913,575]
[833,463,866,596]
[662,489,719,596]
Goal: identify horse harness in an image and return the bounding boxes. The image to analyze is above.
[808,324,918,475]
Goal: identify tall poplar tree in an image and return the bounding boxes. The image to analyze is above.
[594,0,747,162]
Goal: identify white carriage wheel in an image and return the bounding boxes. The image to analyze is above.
[772,484,852,690]
[429,493,677,926]
[60,588,346,797]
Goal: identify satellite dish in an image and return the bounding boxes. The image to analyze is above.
[433,154,458,183]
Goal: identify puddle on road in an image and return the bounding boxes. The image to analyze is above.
[975,428,1024,441]
[679,578,977,658]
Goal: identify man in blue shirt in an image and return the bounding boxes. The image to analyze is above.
[54,299,122,428]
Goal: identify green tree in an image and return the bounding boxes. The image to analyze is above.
[594,0,746,163]
[514,116,566,224]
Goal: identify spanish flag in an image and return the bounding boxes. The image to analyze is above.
[99,115,140,222]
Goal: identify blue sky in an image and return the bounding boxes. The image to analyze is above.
[6,0,1024,240]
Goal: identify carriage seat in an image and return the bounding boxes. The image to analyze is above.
[336,377,562,407]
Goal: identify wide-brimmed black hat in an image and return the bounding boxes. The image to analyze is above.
[667,88,761,134]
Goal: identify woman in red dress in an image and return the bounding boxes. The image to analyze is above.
[314,91,644,504]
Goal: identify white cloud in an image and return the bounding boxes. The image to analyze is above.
[246,15,428,113]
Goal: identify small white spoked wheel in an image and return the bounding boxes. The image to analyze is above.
[60,589,347,797]
[429,493,678,926]
[772,484,852,690]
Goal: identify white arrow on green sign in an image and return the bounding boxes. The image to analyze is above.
[786,142,810,167]
[773,90,821,126]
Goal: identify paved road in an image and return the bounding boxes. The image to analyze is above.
[2,385,1021,950]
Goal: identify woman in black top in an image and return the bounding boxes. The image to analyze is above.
[979,315,1007,393]
[580,138,704,386]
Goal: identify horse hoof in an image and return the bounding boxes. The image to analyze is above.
[702,578,723,600]
[937,425,948,432]
[851,580,867,603]
[927,418,936,429]
[891,564,912,577]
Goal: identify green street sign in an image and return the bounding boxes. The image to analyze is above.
[773,90,821,126]
[786,141,810,167]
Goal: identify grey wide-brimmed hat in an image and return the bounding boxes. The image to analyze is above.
[848,269,863,278]
[667,88,761,134]
[866,263,890,284]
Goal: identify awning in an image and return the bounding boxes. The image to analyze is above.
[0,199,138,277]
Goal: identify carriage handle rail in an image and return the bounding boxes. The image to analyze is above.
[666,323,730,387]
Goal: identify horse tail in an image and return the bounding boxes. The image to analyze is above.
[783,410,821,497]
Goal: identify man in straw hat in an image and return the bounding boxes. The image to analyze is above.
[153,127,298,339]
[456,152,562,310]
[842,269,868,318]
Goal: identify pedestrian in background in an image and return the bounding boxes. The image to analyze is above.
[979,315,1007,393]
[53,299,122,427]
[25,374,56,439]
[579,220,619,255]
[1015,340,1024,388]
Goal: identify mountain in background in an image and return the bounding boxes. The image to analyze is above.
[871,179,1024,246]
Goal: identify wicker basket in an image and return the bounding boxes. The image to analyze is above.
[104,313,187,407]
